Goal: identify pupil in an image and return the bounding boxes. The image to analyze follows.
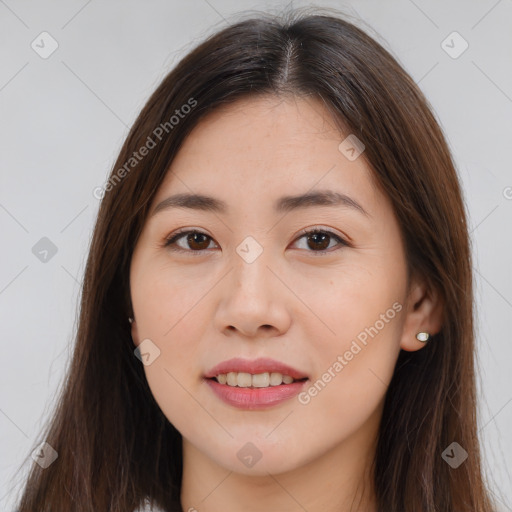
[188,233,209,250]
[308,232,329,250]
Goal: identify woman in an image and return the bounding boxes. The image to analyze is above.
[14,6,497,511]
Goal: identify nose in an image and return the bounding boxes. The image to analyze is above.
[213,249,292,339]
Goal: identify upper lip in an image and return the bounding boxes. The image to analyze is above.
[204,357,309,380]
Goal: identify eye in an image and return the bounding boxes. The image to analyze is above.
[163,229,217,254]
[162,227,349,255]
[293,227,349,255]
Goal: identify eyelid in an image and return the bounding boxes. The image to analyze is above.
[163,227,217,255]
[162,226,350,255]
[293,226,351,255]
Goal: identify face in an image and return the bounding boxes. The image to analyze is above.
[129,94,433,477]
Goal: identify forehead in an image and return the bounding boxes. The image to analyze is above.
[153,95,380,216]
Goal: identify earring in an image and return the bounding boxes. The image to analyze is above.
[416,332,430,343]
[128,317,134,324]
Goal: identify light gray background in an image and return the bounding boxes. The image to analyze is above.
[1,0,511,510]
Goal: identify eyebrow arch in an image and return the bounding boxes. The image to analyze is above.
[150,190,370,218]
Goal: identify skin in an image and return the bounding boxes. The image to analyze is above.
[129,94,443,512]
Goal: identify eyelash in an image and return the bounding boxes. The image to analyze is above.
[162,227,349,256]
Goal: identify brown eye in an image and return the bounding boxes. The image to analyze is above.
[305,231,330,251]
[293,228,348,255]
[164,230,215,253]
[184,232,211,251]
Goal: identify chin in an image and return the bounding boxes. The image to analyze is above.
[207,441,304,476]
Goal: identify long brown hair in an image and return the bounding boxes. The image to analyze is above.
[13,6,496,511]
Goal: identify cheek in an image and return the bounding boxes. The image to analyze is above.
[294,254,405,348]
[135,274,208,373]
[138,303,211,441]
[131,258,213,343]
[130,261,212,415]
[291,300,402,460]
[292,260,404,426]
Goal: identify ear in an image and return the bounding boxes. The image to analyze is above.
[400,274,444,352]
[130,316,141,347]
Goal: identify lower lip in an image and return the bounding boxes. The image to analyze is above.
[205,378,308,410]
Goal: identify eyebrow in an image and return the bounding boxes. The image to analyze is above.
[150,190,370,218]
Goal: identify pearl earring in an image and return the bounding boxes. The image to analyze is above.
[416,332,430,343]
[128,317,134,324]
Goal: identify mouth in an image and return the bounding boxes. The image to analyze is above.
[204,358,309,410]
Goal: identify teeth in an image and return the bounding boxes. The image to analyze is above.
[215,372,299,388]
